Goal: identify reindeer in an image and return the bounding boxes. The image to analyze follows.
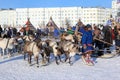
[0,37,18,58]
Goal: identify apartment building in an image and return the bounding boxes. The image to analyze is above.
[0,7,112,28]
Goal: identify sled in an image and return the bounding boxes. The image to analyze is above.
[99,53,116,59]
[81,55,94,66]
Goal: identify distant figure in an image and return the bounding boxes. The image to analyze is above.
[0,25,3,37]
[93,26,104,56]
[12,27,17,37]
[114,23,120,53]
[19,27,26,36]
[46,28,49,36]
[35,28,41,39]
[60,27,65,33]
[102,25,113,53]
[7,27,12,38]
[54,28,60,39]
[72,26,76,31]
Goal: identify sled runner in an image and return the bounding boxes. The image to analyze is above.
[81,55,94,66]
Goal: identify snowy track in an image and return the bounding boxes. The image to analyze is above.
[0,54,120,80]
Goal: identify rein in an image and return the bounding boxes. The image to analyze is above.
[94,37,120,49]
[5,38,10,49]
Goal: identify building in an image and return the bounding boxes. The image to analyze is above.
[112,0,120,22]
[0,7,112,29]
[0,8,16,28]
[81,7,111,25]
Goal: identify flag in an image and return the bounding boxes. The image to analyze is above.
[117,0,120,4]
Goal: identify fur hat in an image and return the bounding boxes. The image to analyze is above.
[84,24,91,29]
[86,24,91,28]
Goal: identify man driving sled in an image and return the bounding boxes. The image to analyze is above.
[81,24,94,66]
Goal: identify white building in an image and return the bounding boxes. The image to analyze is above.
[0,7,112,29]
[81,7,112,25]
[16,7,80,28]
[16,7,112,28]
[112,0,120,21]
[0,8,16,28]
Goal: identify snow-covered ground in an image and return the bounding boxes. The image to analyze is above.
[0,53,120,80]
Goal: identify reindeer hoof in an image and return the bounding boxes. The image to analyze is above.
[69,62,73,66]
[65,58,69,63]
[37,65,39,68]
[28,61,31,64]
[56,62,60,65]
[69,61,73,66]
[60,61,64,63]
[29,64,32,66]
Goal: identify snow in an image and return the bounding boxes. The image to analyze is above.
[0,53,120,80]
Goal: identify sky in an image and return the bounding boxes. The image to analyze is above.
[0,0,112,8]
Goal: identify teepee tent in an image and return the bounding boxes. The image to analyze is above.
[46,17,59,32]
[24,18,36,32]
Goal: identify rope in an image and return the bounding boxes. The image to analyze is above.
[94,38,120,49]
[5,38,10,49]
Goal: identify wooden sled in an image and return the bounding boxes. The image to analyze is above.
[99,53,116,59]
[81,55,94,66]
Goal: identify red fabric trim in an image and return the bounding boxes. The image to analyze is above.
[87,44,92,46]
